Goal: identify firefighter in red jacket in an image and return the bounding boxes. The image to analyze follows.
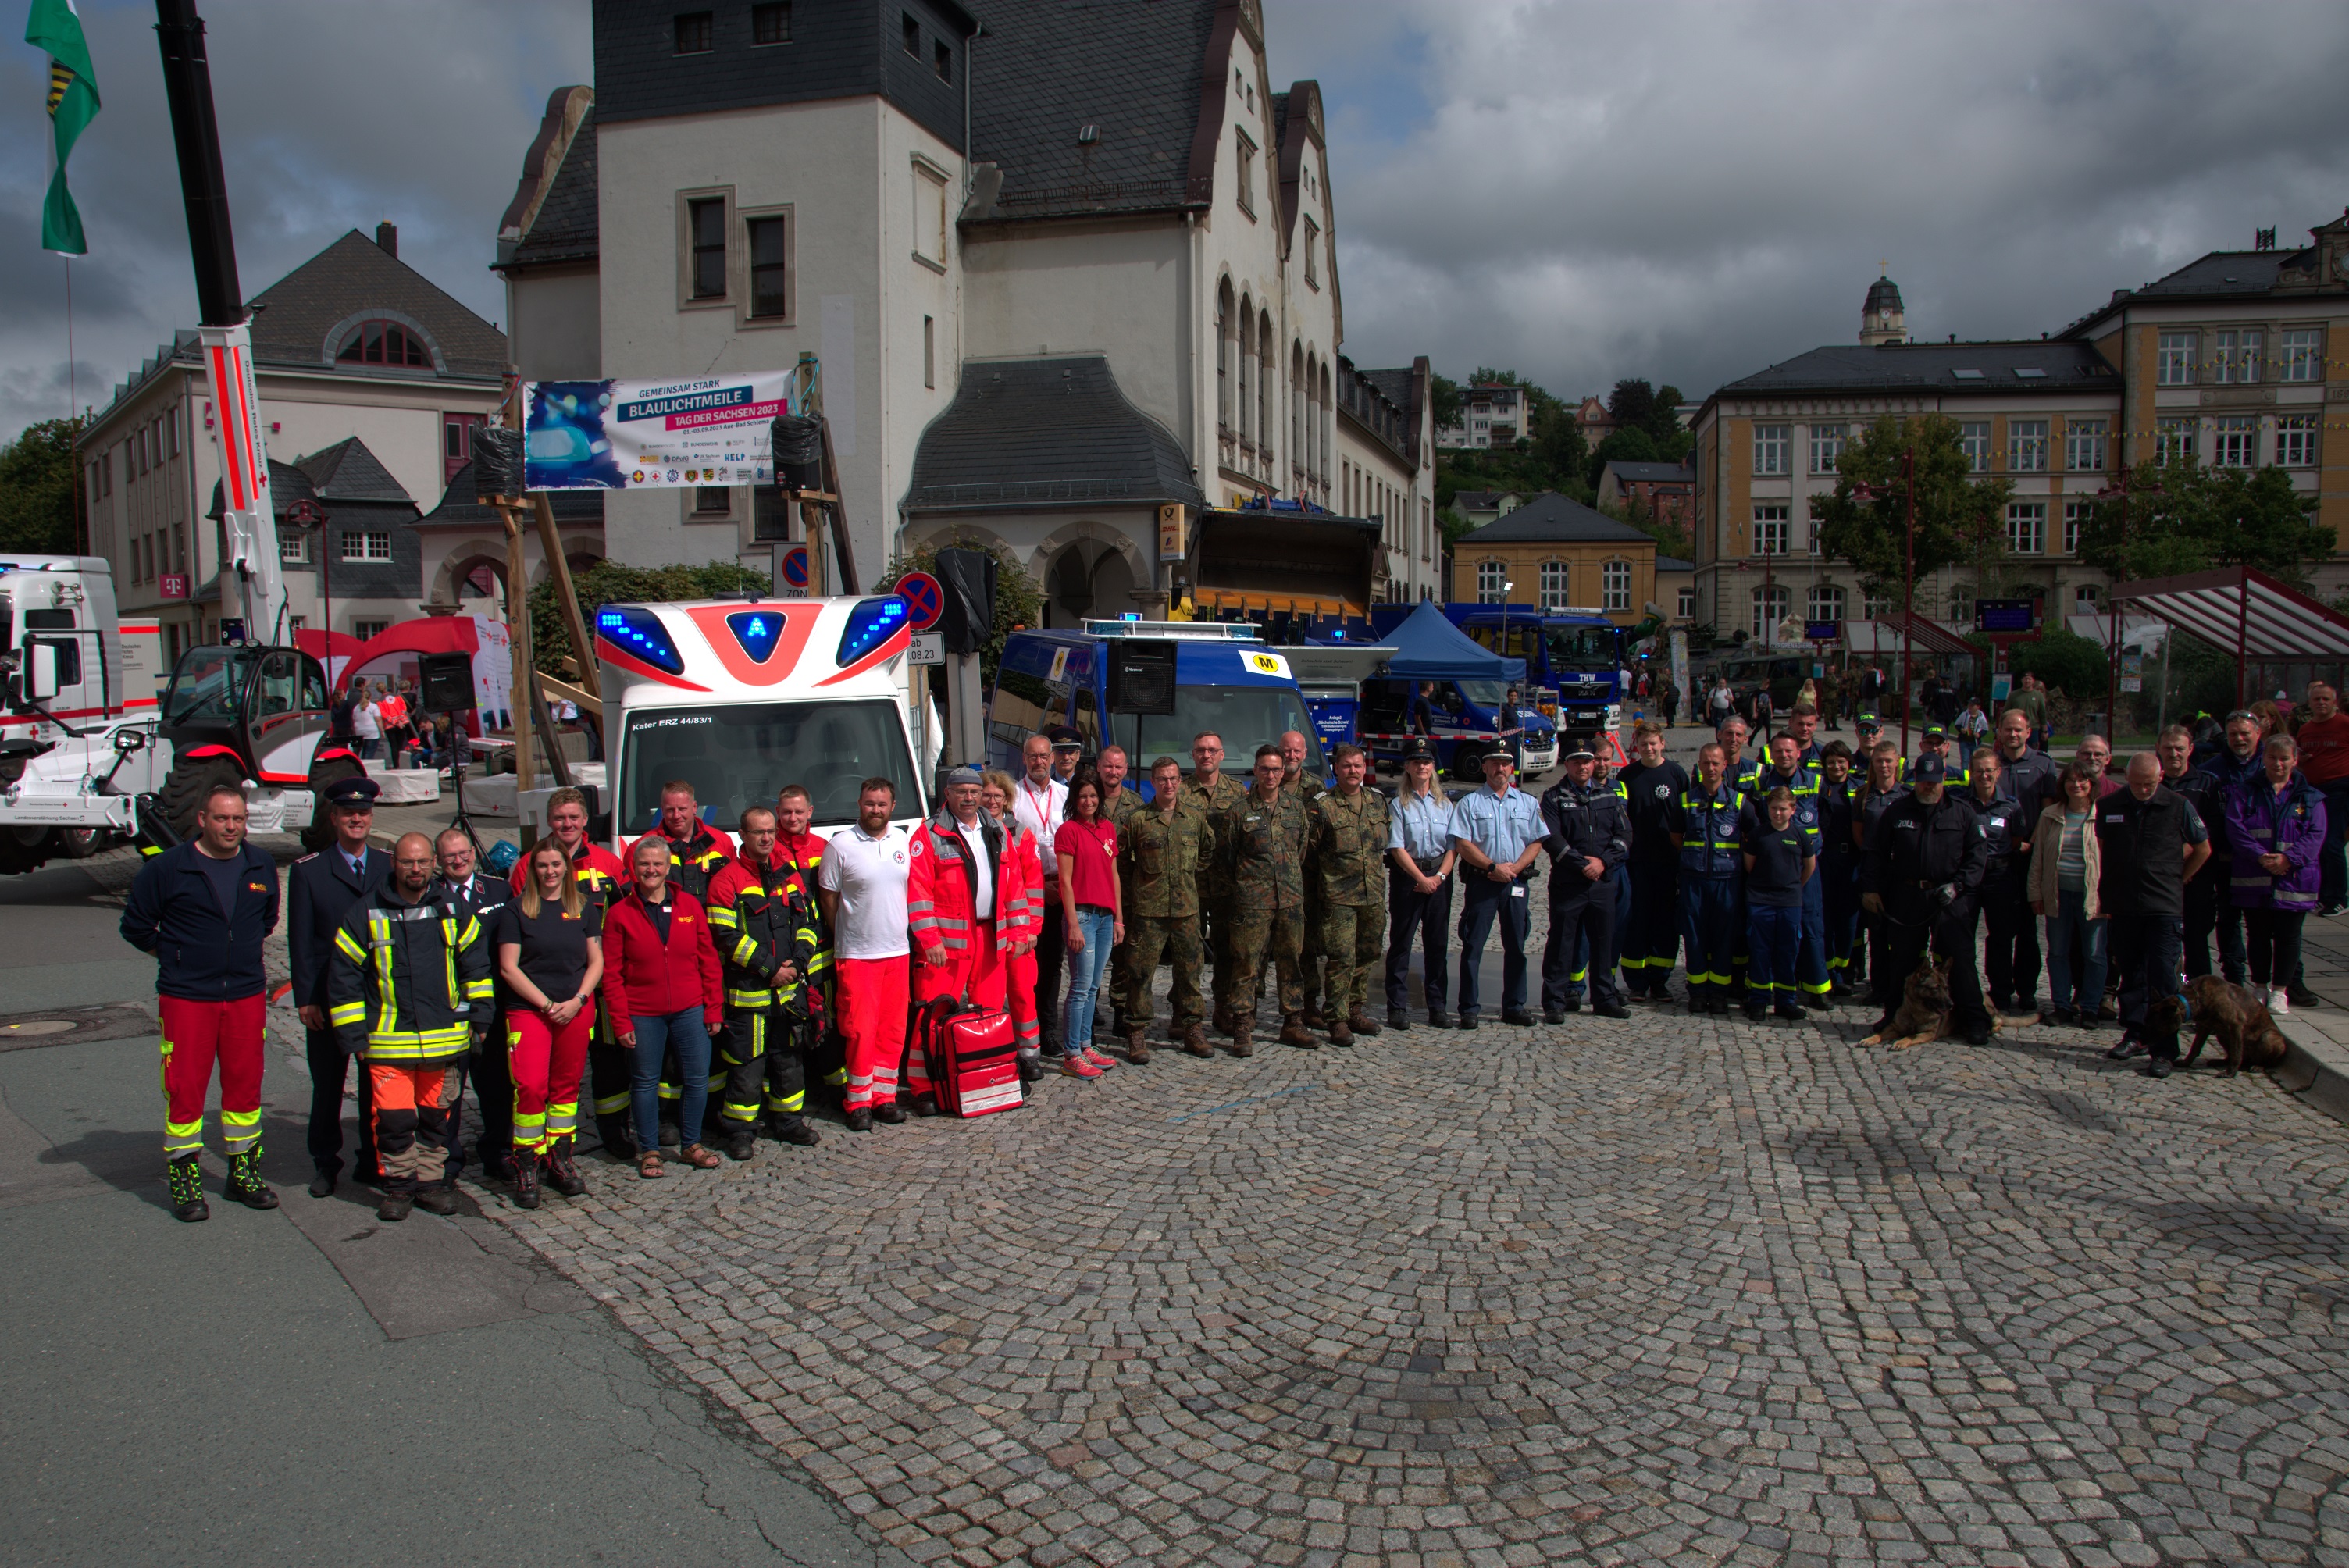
[772,782,845,1103]
[511,787,631,1152]
[907,767,1036,1113]
[705,804,825,1157]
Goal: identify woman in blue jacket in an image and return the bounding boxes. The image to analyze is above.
[2224,734,2326,1017]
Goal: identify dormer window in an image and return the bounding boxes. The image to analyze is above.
[336,320,431,369]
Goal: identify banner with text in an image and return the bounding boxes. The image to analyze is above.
[521,372,795,491]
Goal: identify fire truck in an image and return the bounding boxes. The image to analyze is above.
[589,594,928,844]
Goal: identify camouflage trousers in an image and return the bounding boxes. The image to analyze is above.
[1299,890,1326,1013]
[1204,896,1239,1009]
[1225,903,1306,1021]
[1121,913,1205,1028]
[1317,900,1386,1017]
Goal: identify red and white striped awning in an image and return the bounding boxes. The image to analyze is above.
[1866,611,1978,657]
[2110,566,2349,660]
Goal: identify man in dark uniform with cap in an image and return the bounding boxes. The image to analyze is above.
[1861,751,1991,1042]
[1539,743,1632,1021]
[288,775,389,1197]
[1905,724,1969,789]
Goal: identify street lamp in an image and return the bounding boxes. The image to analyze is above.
[284,497,329,650]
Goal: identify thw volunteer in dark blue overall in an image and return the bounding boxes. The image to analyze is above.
[1539,746,1631,1021]
[1614,722,1688,1000]
[1742,736,1829,1010]
[1816,743,1864,996]
[1670,742,1745,1014]
[1741,789,1814,1021]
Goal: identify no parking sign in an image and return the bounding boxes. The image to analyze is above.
[780,545,810,593]
[896,570,945,631]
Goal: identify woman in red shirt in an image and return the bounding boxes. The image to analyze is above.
[1053,773,1123,1078]
[601,837,724,1178]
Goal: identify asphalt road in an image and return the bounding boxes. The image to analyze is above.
[0,846,904,1568]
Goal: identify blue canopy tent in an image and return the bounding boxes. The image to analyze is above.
[1378,600,1527,684]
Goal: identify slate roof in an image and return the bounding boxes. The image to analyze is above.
[248,230,507,380]
[2057,241,2345,338]
[298,437,413,504]
[1363,369,1414,414]
[416,459,604,529]
[966,0,1217,221]
[1864,276,1905,314]
[1457,494,1656,547]
[1716,340,2116,397]
[904,355,1206,512]
[1451,490,1518,511]
[1656,555,1695,572]
[1604,461,1695,485]
[507,105,599,269]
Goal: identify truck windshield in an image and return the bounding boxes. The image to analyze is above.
[162,647,255,725]
[618,699,922,833]
[1115,685,1324,776]
[1545,627,1616,666]
[1456,680,1509,709]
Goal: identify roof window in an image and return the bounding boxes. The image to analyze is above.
[2014,367,2046,378]
[1951,368,1984,380]
[336,320,432,369]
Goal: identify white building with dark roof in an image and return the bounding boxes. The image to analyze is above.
[494,0,1438,621]
[78,225,508,657]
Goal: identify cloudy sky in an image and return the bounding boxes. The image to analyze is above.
[6,0,2347,444]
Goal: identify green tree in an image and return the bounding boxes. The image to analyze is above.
[2074,457,2331,587]
[1651,384,1687,441]
[877,533,1042,686]
[528,558,772,675]
[1429,372,1462,435]
[1584,425,1659,487]
[1531,401,1587,483]
[2004,626,2105,701]
[0,416,84,554]
[1606,378,1657,437]
[1811,413,2012,607]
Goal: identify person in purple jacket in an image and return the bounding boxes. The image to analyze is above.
[2226,733,2326,1017]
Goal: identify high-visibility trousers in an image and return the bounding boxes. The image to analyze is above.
[159,993,266,1160]
[1679,875,1741,1003]
[718,1007,808,1131]
[365,1060,458,1194]
[836,955,910,1112]
[506,1005,593,1156]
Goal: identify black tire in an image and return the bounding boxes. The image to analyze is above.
[0,829,46,876]
[302,754,367,853]
[162,755,248,843]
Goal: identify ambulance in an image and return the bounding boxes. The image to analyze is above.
[588,593,929,845]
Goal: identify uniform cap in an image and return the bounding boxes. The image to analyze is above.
[1045,725,1084,750]
[1482,745,1517,764]
[1912,753,1947,783]
[1563,744,1597,761]
[1922,723,1947,739]
[1857,712,1881,729]
[324,776,382,808]
[1399,736,1437,762]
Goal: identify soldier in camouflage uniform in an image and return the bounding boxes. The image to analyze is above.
[1118,756,1210,1060]
[1279,729,1331,1027]
[1187,732,1249,1035]
[1221,743,1314,1055]
[1307,743,1392,1046]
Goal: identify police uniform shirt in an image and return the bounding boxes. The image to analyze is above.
[1452,783,1546,868]
[1743,821,1810,907]
[1387,788,1459,863]
[492,898,604,1008]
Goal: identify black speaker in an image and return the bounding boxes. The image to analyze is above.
[418,650,476,712]
[934,547,997,657]
[768,414,825,493]
[1107,640,1178,715]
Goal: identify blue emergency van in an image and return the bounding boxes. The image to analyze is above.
[988,621,1324,787]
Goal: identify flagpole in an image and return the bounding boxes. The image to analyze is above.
[66,255,81,556]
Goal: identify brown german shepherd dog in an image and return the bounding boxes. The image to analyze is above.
[1861,956,1955,1050]
[2179,975,2290,1076]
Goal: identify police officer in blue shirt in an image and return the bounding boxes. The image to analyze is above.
[1384,736,1458,1029]
[1449,746,1546,1029]
[1670,742,1745,1014]
[288,775,389,1197]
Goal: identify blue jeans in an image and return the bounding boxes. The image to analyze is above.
[2042,889,2108,1012]
[630,1009,711,1149]
[1063,908,1115,1050]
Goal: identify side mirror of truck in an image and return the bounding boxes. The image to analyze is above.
[20,642,59,704]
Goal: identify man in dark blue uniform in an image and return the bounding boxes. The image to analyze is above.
[1862,753,1991,1042]
[1669,742,1745,1014]
[288,775,388,1197]
[1539,745,1631,1021]
[433,828,512,1185]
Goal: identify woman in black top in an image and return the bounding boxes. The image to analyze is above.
[492,840,604,1206]
[1742,786,1814,1022]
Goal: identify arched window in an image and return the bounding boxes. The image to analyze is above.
[1601,558,1631,611]
[1258,308,1274,472]
[1808,583,1845,623]
[1477,560,1506,604]
[1539,559,1570,610]
[1752,585,1790,642]
[2073,583,2099,614]
[1237,297,1254,446]
[1319,362,1333,486]
[1215,280,1234,434]
[1291,343,1305,481]
[335,319,432,369]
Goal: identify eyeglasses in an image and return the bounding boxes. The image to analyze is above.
[2224,711,2258,725]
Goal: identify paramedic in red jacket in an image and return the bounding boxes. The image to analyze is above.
[601,836,724,1178]
[906,766,1036,1112]
[982,771,1046,1074]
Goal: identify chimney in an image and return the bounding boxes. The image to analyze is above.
[376,222,397,258]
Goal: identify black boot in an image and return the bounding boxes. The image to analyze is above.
[769,1117,821,1146]
[512,1152,542,1210]
[168,1154,209,1223]
[543,1136,587,1197]
[376,1189,415,1222]
[224,1147,279,1210]
[726,1128,757,1160]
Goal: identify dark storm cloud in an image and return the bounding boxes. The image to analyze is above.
[1274,0,2349,400]
[2,0,588,439]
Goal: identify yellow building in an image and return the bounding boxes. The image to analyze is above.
[1448,492,1659,625]
[1690,208,2349,641]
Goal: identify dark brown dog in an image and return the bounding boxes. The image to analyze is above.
[1861,956,1955,1049]
[2179,975,2289,1076]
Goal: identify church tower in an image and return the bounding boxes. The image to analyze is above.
[1861,273,1908,346]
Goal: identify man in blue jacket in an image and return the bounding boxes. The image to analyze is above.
[119,782,281,1222]
[287,775,388,1197]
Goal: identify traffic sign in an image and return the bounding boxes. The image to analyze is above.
[896,570,945,630]
[780,545,810,589]
[907,630,945,666]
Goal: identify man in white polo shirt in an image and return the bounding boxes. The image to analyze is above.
[1010,732,1071,1053]
[817,776,914,1131]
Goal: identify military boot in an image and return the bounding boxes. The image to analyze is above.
[1228,1029,1254,1059]
[1181,1023,1214,1057]
[1124,1026,1151,1064]
[1327,1017,1353,1047]
[1278,1014,1319,1049]
[1213,1003,1237,1039]
[168,1154,209,1223]
[1346,1008,1382,1038]
[224,1147,279,1210]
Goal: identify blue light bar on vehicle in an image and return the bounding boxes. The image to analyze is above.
[836,596,909,666]
[726,609,786,664]
[596,604,686,675]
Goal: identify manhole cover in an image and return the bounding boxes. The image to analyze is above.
[4,1019,76,1037]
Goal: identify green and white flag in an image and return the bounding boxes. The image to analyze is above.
[25,0,99,255]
